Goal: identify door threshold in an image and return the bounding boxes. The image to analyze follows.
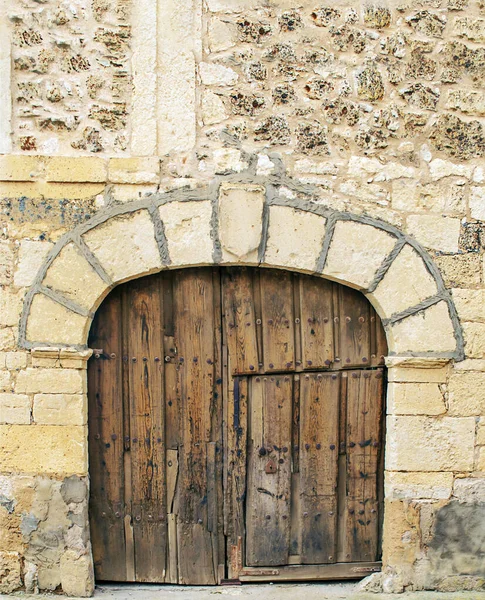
[239,562,381,582]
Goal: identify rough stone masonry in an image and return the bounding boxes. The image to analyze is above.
[0,0,484,596]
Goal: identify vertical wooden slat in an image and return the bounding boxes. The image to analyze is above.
[173,269,217,585]
[338,286,372,368]
[222,268,259,375]
[162,272,180,451]
[260,270,295,372]
[246,375,292,566]
[299,276,334,370]
[299,372,340,564]
[126,276,167,582]
[225,377,248,578]
[88,289,127,581]
[343,369,384,562]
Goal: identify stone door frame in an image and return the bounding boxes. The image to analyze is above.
[17,175,465,593]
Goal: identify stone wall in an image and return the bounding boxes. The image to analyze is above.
[0,0,484,596]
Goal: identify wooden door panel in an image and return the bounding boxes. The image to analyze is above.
[342,370,384,563]
[299,373,340,564]
[88,289,127,582]
[246,375,293,566]
[125,277,166,582]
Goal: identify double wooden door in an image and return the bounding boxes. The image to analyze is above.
[88,267,387,584]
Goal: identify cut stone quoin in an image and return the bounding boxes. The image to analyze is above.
[18,179,463,361]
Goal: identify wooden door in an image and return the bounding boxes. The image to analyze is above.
[88,267,387,584]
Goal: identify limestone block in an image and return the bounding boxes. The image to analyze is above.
[0,425,88,475]
[388,302,457,354]
[16,368,84,395]
[323,221,396,289]
[42,243,108,312]
[0,288,23,327]
[0,370,11,392]
[407,214,460,252]
[5,352,28,370]
[0,241,13,285]
[478,421,485,445]
[201,91,227,126]
[0,551,22,593]
[469,186,485,221]
[0,329,16,352]
[45,157,106,183]
[205,0,258,12]
[454,359,485,371]
[446,90,485,116]
[0,155,44,181]
[26,294,90,346]
[453,17,485,42]
[435,253,482,289]
[108,157,160,184]
[452,289,485,322]
[199,62,238,86]
[213,148,248,173]
[219,184,264,263]
[386,415,475,471]
[0,394,30,424]
[265,206,326,272]
[369,245,437,318]
[387,364,449,383]
[387,382,446,415]
[83,210,162,283]
[159,201,213,267]
[386,471,453,500]
[208,18,235,52]
[479,448,485,471]
[428,158,474,181]
[463,322,485,358]
[60,551,95,597]
[391,180,419,211]
[33,394,86,426]
[453,478,485,503]
[13,240,54,287]
[448,372,485,415]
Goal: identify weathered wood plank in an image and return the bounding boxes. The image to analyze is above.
[126,276,167,582]
[343,370,384,562]
[246,375,292,566]
[299,372,340,564]
[88,288,127,581]
[299,276,334,370]
[338,286,371,368]
[222,268,259,375]
[177,522,216,585]
[260,270,295,372]
[225,377,248,578]
[239,561,381,581]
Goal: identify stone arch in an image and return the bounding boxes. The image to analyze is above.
[19,177,464,361]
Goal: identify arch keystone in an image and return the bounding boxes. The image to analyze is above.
[218,183,264,263]
[323,221,396,289]
[264,205,326,271]
[82,209,162,283]
[159,200,213,266]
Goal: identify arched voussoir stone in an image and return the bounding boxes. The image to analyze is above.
[18,178,465,360]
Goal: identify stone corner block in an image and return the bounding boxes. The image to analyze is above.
[323,221,396,290]
[0,424,88,475]
[387,301,457,355]
[0,551,22,593]
[83,209,162,283]
[386,415,475,471]
[43,243,109,312]
[16,367,84,395]
[60,550,95,597]
[265,205,326,272]
[33,394,87,426]
[385,471,454,500]
[26,294,90,347]
[159,200,213,267]
[0,393,31,424]
[218,183,265,263]
[368,244,438,319]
